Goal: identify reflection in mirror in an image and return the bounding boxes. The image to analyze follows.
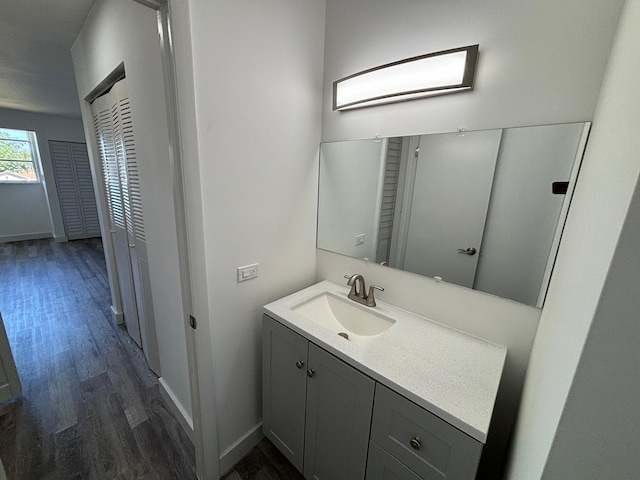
[317,123,590,307]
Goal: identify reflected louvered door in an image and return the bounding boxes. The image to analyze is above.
[376,137,402,264]
[91,90,143,349]
[49,141,101,240]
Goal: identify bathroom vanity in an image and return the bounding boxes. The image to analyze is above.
[262,281,507,480]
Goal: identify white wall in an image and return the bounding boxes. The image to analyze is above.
[322,0,624,142]
[505,0,640,477]
[71,0,192,420]
[320,0,624,477]
[542,175,640,479]
[182,0,326,462]
[318,139,384,259]
[0,108,85,242]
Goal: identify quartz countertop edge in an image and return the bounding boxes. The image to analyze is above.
[263,280,507,444]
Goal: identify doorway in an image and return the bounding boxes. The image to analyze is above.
[0,238,195,479]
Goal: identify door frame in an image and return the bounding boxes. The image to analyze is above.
[70,0,218,477]
[535,122,592,307]
[130,1,220,478]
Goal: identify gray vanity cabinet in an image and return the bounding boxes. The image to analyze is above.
[262,314,309,471]
[263,314,375,480]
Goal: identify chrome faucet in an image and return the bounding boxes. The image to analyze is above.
[344,274,384,307]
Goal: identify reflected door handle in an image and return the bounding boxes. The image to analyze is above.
[457,247,477,256]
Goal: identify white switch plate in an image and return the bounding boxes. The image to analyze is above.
[237,263,259,282]
[355,233,365,246]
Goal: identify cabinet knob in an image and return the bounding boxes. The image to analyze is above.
[296,361,304,369]
[307,369,315,378]
[409,437,421,451]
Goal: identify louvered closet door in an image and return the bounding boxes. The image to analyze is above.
[110,79,159,374]
[91,79,160,375]
[91,91,143,349]
[71,143,101,236]
[49,141,101,240]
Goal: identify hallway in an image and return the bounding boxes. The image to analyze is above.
[0,239,195,479]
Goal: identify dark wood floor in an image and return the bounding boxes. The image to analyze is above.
[221,438,304,480]
[0,238,196,480]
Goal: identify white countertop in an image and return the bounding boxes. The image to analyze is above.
[263,280,507,443]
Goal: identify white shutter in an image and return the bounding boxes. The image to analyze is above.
[120,97,146,244]
[112,96,134,240]
[94,110,112,225]
[100,101,125,231]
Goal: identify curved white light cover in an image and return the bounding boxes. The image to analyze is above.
[333,45,479,110]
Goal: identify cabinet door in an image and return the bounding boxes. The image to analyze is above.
[304,343,375,480]
[262,315,308,471]
[366,442,422,480]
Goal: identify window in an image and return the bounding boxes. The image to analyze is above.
[0,128,41,183]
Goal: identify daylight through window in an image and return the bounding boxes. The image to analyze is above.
[0,128,41,183]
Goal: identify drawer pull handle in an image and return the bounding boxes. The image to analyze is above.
[410,437,421,451]
[296,361,304,369]
[307,369,315,378]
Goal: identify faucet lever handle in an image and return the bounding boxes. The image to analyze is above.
[367,285,384,307]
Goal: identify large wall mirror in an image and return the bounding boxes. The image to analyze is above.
[317,122,590,307]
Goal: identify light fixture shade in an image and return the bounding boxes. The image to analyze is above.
[333,45,479,111]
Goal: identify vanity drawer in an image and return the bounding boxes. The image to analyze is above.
[366,441,422,480]
[370,384,483,480]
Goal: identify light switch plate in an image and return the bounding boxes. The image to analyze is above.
[355,233,365,246]
[237,263,259,282]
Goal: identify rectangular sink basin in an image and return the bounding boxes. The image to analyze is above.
[292,292,395,346]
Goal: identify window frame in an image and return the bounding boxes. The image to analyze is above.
[0,129,43,184]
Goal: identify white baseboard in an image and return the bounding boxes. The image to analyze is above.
[0,232,53,243]
[110,305,124,325]
[219,422,264,476]
[158,377,194,444]
[53,235,68,243]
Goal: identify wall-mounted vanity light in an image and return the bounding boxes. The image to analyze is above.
[333,44,479,111]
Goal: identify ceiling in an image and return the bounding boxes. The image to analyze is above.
[0,0,96,119]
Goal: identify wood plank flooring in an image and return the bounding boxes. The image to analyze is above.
[221,439,304,480]
[0,239,196,480]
